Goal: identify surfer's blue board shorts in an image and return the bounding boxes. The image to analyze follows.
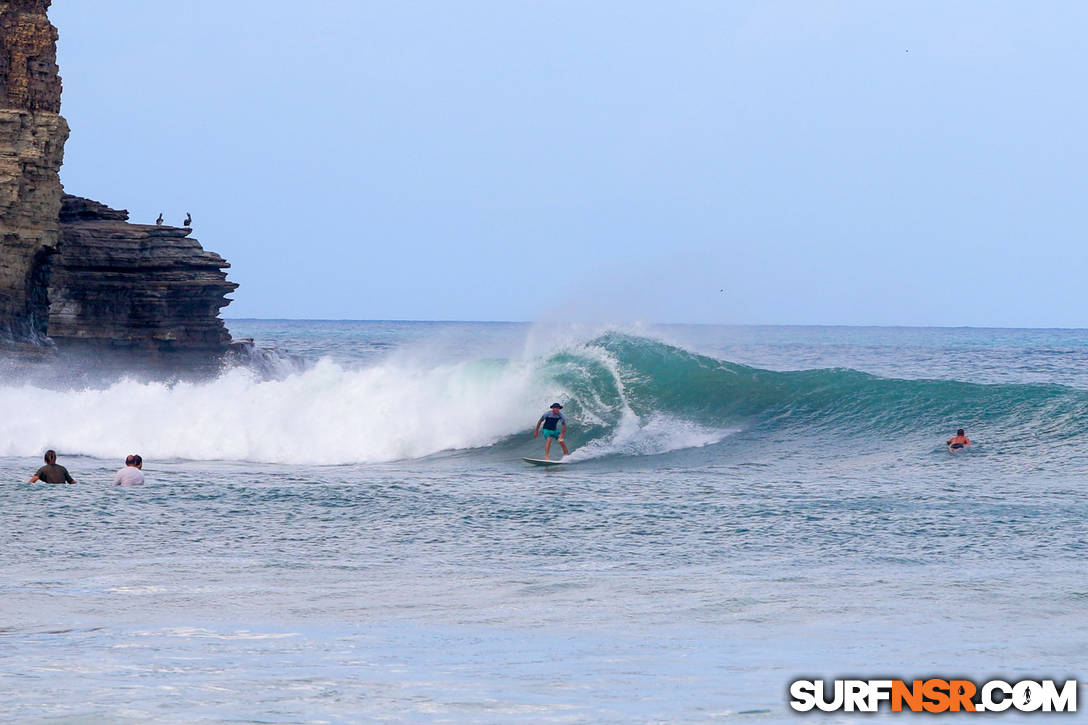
[542,428,561,439]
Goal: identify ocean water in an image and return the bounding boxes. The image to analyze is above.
[1,321,1086,723]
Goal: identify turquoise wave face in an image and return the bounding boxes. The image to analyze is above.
[541,333,1088,444]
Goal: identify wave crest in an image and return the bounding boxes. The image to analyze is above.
[3,331,1084,464]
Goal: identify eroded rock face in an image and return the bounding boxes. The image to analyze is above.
[0,0,61,113]
[50,195,237,350]
[0,0,67,343]
[0,1,238,352]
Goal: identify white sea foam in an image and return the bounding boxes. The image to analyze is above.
[0,356,561,465]
[157,628,299,640]
[566,414,736,461]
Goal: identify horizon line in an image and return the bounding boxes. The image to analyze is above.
[222,318,1088,331]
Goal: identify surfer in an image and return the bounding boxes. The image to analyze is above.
[28,450,77,484]
[113,454,145,486]
[533,403,569,459]
[947,428,971,450]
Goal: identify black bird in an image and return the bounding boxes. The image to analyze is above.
[183,212,192,227]
[155,213,164,225]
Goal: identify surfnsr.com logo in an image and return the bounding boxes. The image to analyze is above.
[789,679,1078,713]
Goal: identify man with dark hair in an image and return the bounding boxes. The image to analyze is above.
[29,450,77,484]
[947,429,971,450]
[113,454,146,486]
[533,403,570,460]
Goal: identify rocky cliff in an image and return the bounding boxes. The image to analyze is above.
[51,195,237,350]
[0,0,236,352]
[0,0,67,344]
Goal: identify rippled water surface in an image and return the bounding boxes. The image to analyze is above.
[2,322,1086,722]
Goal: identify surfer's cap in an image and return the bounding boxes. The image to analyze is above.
[550,403,563,409]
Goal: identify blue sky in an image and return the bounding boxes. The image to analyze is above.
[52,1,1088,325]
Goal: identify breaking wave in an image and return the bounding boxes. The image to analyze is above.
[2,332,1086,464]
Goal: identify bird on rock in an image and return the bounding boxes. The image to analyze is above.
[155,213,164,225]
[183,212,192,227]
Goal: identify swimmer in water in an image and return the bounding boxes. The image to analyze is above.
[29,450,77,484]
[947,428,971,450]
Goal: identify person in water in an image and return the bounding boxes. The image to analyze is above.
[533,403,570,459]
[113,454,145,486]
[29,450,77,484]
[947,428,971,449]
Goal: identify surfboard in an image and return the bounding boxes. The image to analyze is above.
[523,457,567,466]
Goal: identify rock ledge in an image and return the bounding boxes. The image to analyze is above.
[48,195,238,350]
